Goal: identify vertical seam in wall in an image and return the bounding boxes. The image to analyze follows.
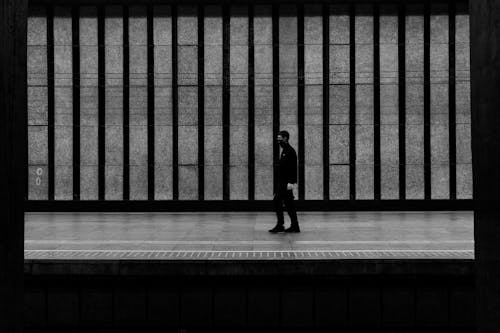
[349,4,356,201]
[147,4,155,200]
[374,4,381,200]
[172,5,178,200]
[272,4,280,196]
[222,4,230,200]
[398,3,406,200]
[248,5,255,201]
[298,4,305,201]
[198,5,205,201]
[449,1,457,200]
[98,5,105,200]
[123,5,130,200]
[47,5,54,201]
[72,6,80,201]
[322,4,330,201]
[424,1,431,199]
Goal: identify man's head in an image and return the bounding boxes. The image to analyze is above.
[277,130,290,147]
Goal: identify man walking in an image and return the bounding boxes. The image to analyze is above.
[269,130,300,233]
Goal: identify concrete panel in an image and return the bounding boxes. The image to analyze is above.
[204,6,222,45]
[330,164,349,200]
[80,166,98,200]
[155,125,173,165]
[129,7,147,45]
[279,44,298,80]
[430,13,448,44]
[230,166,248,200]
[154,86,172,125]
[105,165,123,200]
[305,45,323,84]
[305,165,323,200]
[178,86,198,125]
[406,124,424,164]
[105,8,123,46]
[304,5,322,45]
[230,86,248,125]
[456,163,472,199]
[430,44,449,75]
[279,5,297,44]
[380,13,398,44]
[105,125,123,165]
[406,14,424,44]
[406,164,424,199]
[230,126,248,165]
[178,165,198,200]
[129,125,148,165]
[381,164,399,199]
[381,125,398,165]
[305,125,322,165]
[356,125,374,164]
[380,44,399,81]
[54,165,72,200]
[279,85,298,123]
[205,45,223,85]
[305,85,322,125]
[105,46,123,86]
[105,87,123,125]
[130,165,148,200]
[329,85,350,124]
[80,8,98,45]
[330,45,350,84]
[80,87,98,126]
[456,82,471,123]
[55,125,72,165]
[255,125,273,165]
[355,45,374,84]
[177,6,197,45]
[28,10,47,46]
[255,165,273,200]
[204,125,223,165]
[28,166,48,200]
[54,46,72,86]
[406,43,424,73]
[230,46,248,85]
[355,9,373,44]
[154,165,173,200]
[456,124,472,164]
[329,6,349,44]
[431,123,449,164]
[28,87,48,125]
[154,46,172,86]
[254,6,272,44]
[254,45,273,85]
[178,126,198,165]
[178,46,198,85]
[356,164,374,199]
[27,46,47,86]
[406,84,424,124]
[129,46,148,86]
[380,84,398,124]
[254,86,273,124]
[431,164,449,199]
[329,125,349,164]
[54,87,73,126]
[230,6,248,45]
[356,85,374,124]
[205,165,223,200]
[153,6,172,46]
[54,9,71,45]
[80,126,98,165]
[79,46,98,87]
[28,126,48,165]
[204,86,222,125]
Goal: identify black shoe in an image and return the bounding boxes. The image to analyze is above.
[269,225,285,233]
[285,225,300,233]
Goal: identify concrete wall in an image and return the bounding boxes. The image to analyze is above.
[27,3,472,201]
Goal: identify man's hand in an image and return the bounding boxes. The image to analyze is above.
[287,183,294,190]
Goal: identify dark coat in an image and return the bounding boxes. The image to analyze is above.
[277,143,297,189]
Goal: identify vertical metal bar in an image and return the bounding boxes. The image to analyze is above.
[222,4,230,200]
[349,4,356,200]
[322,4,330,201]
[172,5,179,200]
[123,5,130,200]
[374,4,381,200]
[424,1,431,199]
[298,4,305,200]
[195,5,205,201]
[398,3,406,200]
[72,6,80,200]
[47,6,55,200]
[449,2,457,200]
[248,5,255,201]
[147,5,154,200]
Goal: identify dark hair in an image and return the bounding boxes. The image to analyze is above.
[278,130,290,140]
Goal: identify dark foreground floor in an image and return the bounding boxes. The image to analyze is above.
[24,211,473,260]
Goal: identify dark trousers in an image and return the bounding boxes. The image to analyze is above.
[273,188,299,227]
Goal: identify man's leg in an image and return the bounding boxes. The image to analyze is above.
[273,192,285,226]
[283,190,300,231]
